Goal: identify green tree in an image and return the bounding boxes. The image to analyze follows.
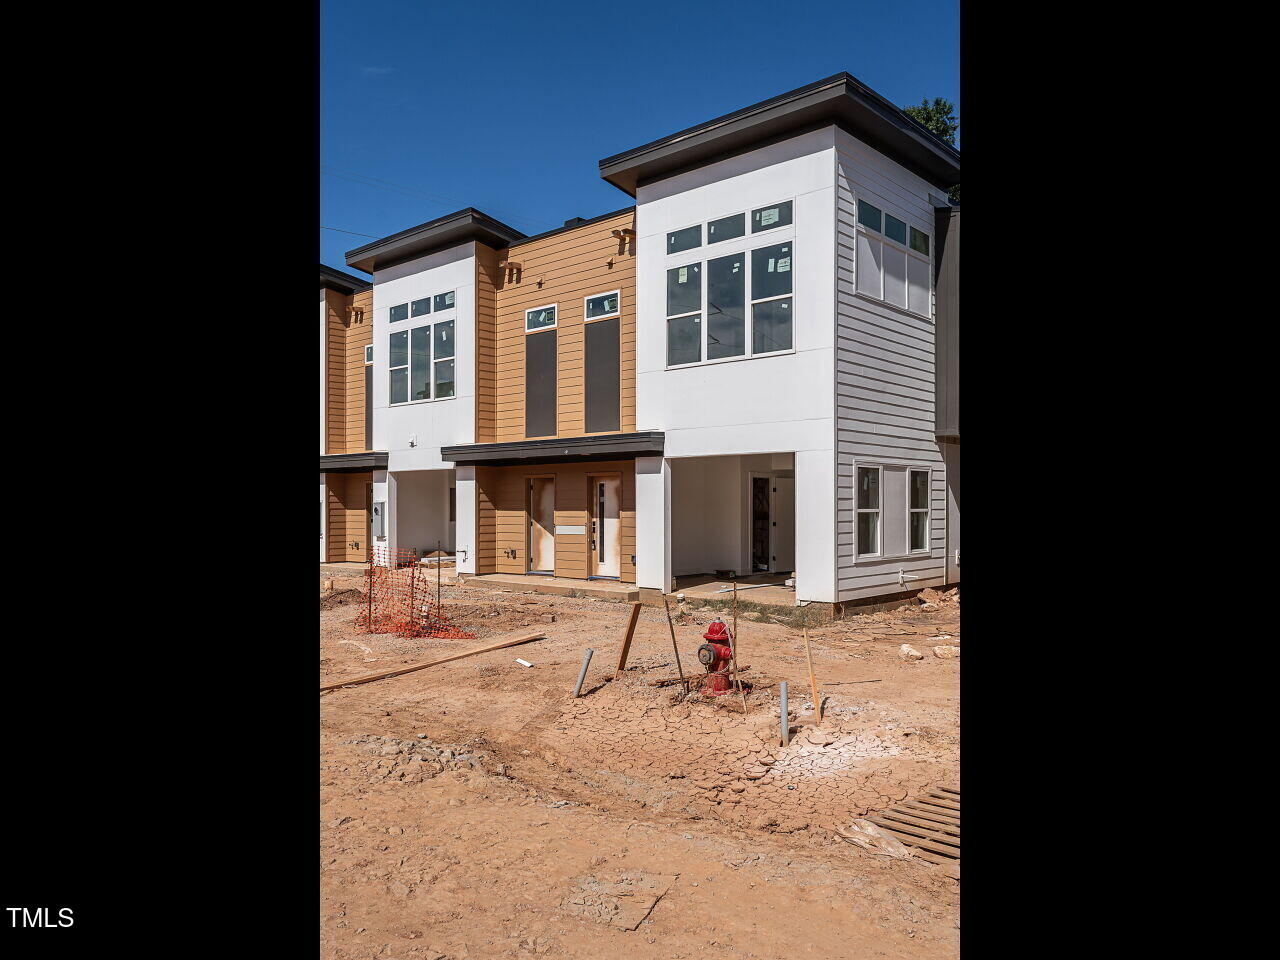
[903,97,959,203]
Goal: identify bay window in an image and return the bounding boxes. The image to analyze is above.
[855,198,931,318]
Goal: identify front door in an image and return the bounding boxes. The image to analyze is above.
[751,476,771,572]
[589,475,621,579]
[528,477,556,574]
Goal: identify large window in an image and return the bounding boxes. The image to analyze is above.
[666,242,795,367]
[856,466,881,557]
[389,314,456,405]
[855,198,931,318]
[908,469,930,553]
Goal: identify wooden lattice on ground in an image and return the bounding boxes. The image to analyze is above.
[866,786,959,866]
[354,548,474,640]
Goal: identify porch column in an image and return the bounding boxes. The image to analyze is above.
[455,465,477,575]
[372,469,395,566]
[635,456,670,593]
[794,448,836,602]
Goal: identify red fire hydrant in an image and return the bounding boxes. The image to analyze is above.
[697,619,735,696]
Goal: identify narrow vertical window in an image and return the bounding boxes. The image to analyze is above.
[750,242,793,354]
[706,252,745,360]
[666,262,701,365]
[856,466,881,557]
[389,330,408,404]
[908,469,930,552]
[433,319,455,398]
[410,326,432,401]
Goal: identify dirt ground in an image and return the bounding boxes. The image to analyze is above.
[320,573,959,960]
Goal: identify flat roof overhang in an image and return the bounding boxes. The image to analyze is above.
[598,72,960,195]
[320,263,371,294]
[345,208,527,274]
[441,432,665,467]
[320,451,388,474]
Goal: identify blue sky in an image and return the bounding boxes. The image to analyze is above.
[320,0,958,274]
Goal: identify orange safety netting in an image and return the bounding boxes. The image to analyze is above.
[354,548,474,640]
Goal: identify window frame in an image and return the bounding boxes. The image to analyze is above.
[751,199,794,234]
[389,302,410,324]
[707,210,748,245]
[665,224,703,255]
[364,344,373,364]
[387,314,458,407]
[906,468,931,555]
[855,464,883,559]
[853,194,933,321]
[664,236,797,370]
[583,290,621,324]
[525,302,558,333]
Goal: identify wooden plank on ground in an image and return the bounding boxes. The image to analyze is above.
[867,817,960,850]
[889,804,960,827]
[900,802,960,822]
[877,810,961,837]
[868,824,960,858]
[320,631,545,692]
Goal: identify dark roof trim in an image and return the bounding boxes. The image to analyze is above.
[598,72,960,195]
[345,208,527,274]
[506,206,636,250]
[441,432,664,467]
[320,451,388,474]
[320,263,371,294]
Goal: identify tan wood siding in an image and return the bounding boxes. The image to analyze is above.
[326,472,371,562]
[324,288,373,455]
[472,460,636,582]
[475,244,503,443]
[480,212,636,442]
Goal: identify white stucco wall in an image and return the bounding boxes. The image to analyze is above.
[372,244,478,473]
[633,128,839,601]
[393,470,455,557]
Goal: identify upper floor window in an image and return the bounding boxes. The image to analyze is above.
[855,198,931,318]
[526,304,557,332]
[666,242,793,367]
[708,212,745,244]
[751,200,792,232]
[364,345,373,364]
[667,224,701,255]
[389,289,455,324]
[388,316,455,405]
[585,291,620,321]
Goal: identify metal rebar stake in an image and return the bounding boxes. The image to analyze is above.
[779,681,790,747]
[573,648,595,698]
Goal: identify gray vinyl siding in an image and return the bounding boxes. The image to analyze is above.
[833,129,948,601]
[934,207,959,438]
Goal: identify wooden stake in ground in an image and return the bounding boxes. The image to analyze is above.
[728,579,748,712]
[661,597,686,686]
[614,602,643,677]
[803,626,822,723]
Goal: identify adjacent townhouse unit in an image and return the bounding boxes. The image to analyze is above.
[320,72,959,612]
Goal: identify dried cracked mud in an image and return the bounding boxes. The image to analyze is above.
[320,575,959,959]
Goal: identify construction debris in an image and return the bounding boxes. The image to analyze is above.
[835,819,915,860]
[933,645,960,659]
[899,644,926,661]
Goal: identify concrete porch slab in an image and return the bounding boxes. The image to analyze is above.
[672,573,796,608]
[459,573,640,603]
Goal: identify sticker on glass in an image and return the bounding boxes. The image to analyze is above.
[761,208,779,226]
[777,257,791,272]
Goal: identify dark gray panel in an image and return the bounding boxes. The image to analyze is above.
[441,432,664,466]
[584,318,620,434]
[525,330,557,438]
[934,207,959,439]
[364,365,373,449]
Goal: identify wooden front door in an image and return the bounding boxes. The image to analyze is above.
[588,474,621,579]
[528,477,556,574]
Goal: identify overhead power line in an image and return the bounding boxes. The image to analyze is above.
[321,225,378,238]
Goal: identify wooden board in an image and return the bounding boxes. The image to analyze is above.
[873,788,960,863]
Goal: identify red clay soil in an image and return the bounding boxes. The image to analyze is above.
[320,575,960,959]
